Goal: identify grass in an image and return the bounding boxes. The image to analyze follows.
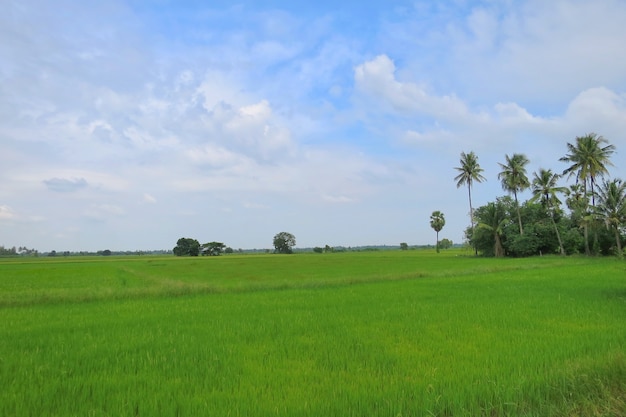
[1,250,625,416]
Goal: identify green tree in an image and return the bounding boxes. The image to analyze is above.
[273,232,296,254]
[439,238,453,250]
[560,133,616,255]
[530,169,567,255]
[454,151,487,247]
[595,179,626,256]
[498,153,530,235]
[202,241,226,256]
[429,211,445,253]
[173,237,200,256]
[565,184,590,254]
[476,201,508,257]
[399,242,409,250]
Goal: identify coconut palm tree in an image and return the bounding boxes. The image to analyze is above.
[595,179,626,256]
[560,133,616,206]
[560,133,616,254]
[429,211,445,253]
[498,153,530,235]
[454,151,486,249]
[530,168,567,255]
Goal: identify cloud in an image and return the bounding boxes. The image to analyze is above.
[43,177,88,193]
[322,194,354,204]
[142,193,157,204]
[83,204,126,221]
[0,205,15,220]
[354,54,470,121]
[448,0,626,107]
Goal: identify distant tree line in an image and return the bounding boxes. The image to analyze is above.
[172,232,298,256]
[0,246,38,256]
[455,133,625,257]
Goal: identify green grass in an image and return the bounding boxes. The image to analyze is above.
[1,250,625,416]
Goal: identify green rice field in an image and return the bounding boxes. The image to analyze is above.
[1,250,625,416]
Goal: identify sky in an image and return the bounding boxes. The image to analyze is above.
[1,0,626,252]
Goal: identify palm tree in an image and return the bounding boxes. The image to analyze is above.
[560,133,616,206]
[430,211,445,253]
[595,179,626,256]
[530,169,567,255]
[477,202,507,257]
[454,151,486,249]
[498,153,530,235]
[560,133,616,254]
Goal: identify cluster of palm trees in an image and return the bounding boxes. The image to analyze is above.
[455,133,626,257]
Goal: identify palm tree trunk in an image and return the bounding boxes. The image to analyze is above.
[514,191,523,235]
[468,185,477,255]
[436,230,440,253]
[614,227,623,257]
[550,214,565,256]
[494,233,504,257]
[583,223,590,256]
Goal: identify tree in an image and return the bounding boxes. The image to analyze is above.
[560,133,616,206]
[476,201,508,257]
[430,211,445,253]
[273,232,296,254]
[202,241,226,256]
[399,242,409,250]
[530,169,567,255]
[454,151,487,250]
[173,237,201,256]
[439,238,453,250]
[595,179,626,256]
[560,133,615,255]
[498,153,530,235]
[565,184,590,254]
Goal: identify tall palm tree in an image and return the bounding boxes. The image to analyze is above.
[454,151,486,245]
[560,133,616,254]
[429,211,445,253]
[498,153,530,235]
[530,169,567,255]
[595,179,626,256]
[560,133,616,206]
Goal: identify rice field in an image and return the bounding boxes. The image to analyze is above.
[0,251,625,416]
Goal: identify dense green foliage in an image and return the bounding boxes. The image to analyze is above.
[201,241,226,256]
[273,231,296,254]
[1,251,625,416]
[173,237,201,256]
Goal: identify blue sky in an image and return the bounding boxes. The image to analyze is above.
[1,0,626,252]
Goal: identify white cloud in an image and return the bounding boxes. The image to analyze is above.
[83,204,126,221]
[0,205,15,220]
[322,194,354,204]
[354,54,470,121]
[448,0,626,107]
[142,193,157,204]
